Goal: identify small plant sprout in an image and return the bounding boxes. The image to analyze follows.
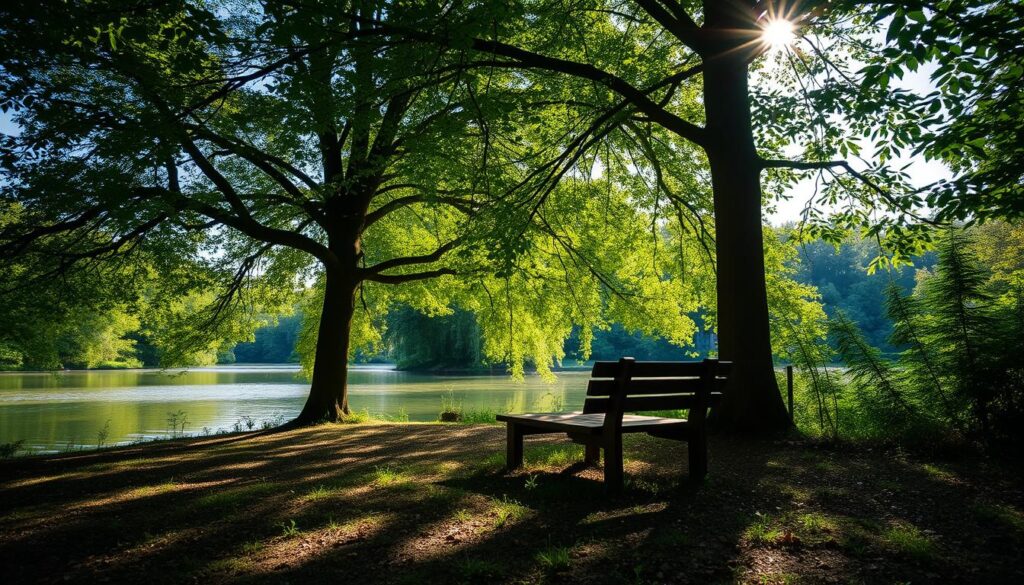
[166,410,188,438]
[280,519,299,537]
[439,388,463,422]
[524,474,539,490]
[95,419,111,448]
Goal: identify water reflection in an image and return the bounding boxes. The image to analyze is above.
[0,365,590,453]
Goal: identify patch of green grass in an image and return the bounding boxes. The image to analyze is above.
[453,508,474,523]
[884,522,934,559]
[372,464,411,488]
[758,572,801,584]
[745,513,783,545]
[238,540,265,555]
[127,481,177,498]
[492,495,528,528]
[471,451,506,473]
[535,546,571,571]
[920,463,957,483]
[460,409,499,424]
[206,556,252,573]
[525,443,583,468]
[339,409,371,424]
[303,484,334,502]
[798,512,837,534]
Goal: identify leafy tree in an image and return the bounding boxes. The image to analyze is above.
[860,1,1024,220]
[353,0,1024,432]
[1,1,716,423]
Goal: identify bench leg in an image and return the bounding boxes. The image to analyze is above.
[584,442,600,466]
[506,423,524,472]
[603,438,623,494]
[688,433,707,482]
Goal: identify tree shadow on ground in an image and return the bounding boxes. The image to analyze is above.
[1,425,1022,584]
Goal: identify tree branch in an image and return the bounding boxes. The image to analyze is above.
[362,268,456,284]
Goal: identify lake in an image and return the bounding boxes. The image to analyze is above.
[0,364,592,454]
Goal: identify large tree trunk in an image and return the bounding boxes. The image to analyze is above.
[702,0,791,433]
[293,265,358,425]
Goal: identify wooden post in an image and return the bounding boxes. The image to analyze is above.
[786,365,794,423]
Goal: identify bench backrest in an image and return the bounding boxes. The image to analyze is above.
[583,357,731,434]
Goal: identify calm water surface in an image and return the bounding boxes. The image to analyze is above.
[0,364,591,453]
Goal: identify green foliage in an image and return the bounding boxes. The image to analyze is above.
[796,224,1024,445]
[0,440,24,459]
[829,311,930,438]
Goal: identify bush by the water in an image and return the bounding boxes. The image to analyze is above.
[790,228,1024,447]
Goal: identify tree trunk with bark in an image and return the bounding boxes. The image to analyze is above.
[293,226,363,425]
[702,0,792,433]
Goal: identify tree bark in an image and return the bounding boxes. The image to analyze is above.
[293,263,358,424]
[702,0,791,433]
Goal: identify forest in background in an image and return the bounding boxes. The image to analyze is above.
[231,228,939,369]
[0,226,948,372]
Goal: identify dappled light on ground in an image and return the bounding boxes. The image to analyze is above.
[1,424,1022,584]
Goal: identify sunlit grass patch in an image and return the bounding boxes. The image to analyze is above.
[492,495,528,528]
[238,540,265,555]
[460,409,499,424]
[744,513,784,545]
[453,508,474,523]
[798,512,837,534]
[757,572,801,584]
[206,556,253,574]
[301,483,342,502]
[920,463,957,483]
[338,409,372,424]
[371,464,414,489]
[525,443,583,468]
[126,481,177,498]
[884,522,935,559]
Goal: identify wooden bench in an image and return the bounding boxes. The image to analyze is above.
[496,357,730,493]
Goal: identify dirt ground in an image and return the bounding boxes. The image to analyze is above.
[1,423,1022,584]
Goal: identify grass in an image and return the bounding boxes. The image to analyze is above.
[2,423,1020,585]
[303,484,336,502]
[534,545,571,571]
[798,512,837,534]
[371,464,409,487]
[745,513,784,545]
[492,495,528,528]
[883,522,934,559]
[525,443,583,468]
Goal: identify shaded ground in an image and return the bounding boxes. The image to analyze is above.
[1,424,1022,584]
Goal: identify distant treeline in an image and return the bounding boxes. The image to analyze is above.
[222,235,933,369]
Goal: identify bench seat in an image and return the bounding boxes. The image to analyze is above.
[496,412,690,434]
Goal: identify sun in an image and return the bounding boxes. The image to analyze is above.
[762,19,796,51]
